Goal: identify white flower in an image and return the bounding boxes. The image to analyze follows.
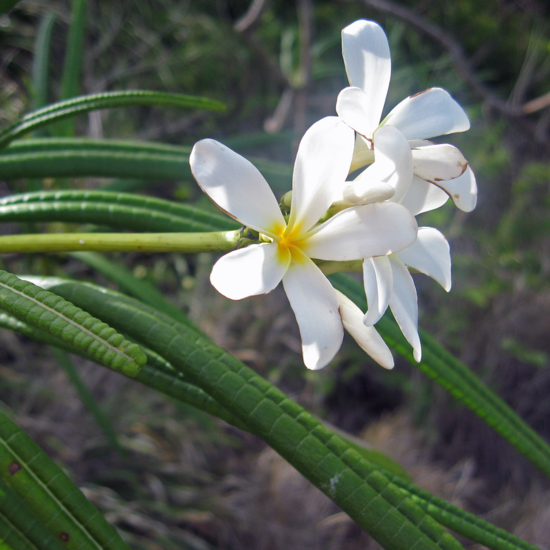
[190,117,417,370]
[350,125,452,362]
[336,19,477,213]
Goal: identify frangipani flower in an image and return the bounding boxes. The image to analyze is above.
[351,124,452,361]
[336,19,477,213]
[190,116,418,370]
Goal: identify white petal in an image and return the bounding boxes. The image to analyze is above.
[337,86,378,139]
[372,125,413,202]
[287,117,354,233]
[434,166,477,212]
[412,144,468,182]
[282,251,344,370]
[190,139,285,234]
[210,243,289,300]
[384,88,470,140]
[395,227,451,291]
[350,133,375,173]
[398,176,449,215]
[340,179,395,206]
[336,290,394,369]
[388,256,421,362]
[305,202,418,261]
[362,256,393,326]
[347,128,409,206]
[341,19,391,128]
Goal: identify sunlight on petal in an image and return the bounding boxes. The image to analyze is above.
[398,176,449,215]
[372,125,413,202]
[384,88,470,141]
[434,166,478,212]
[306,202,418,261]
[341,19,391,129]
[412,144,468,182]
[340,179,395,206]
[210,243,289,300]
[288,117,354,233]
[282,252,343,370]
[388,256,421,362]
[396,227,451,291]
[337,290,394,369]
[362,256,393,326]
[337,86,378,139]
[190,139,285,234]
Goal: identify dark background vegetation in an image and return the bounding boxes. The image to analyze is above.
[1,0,550,548]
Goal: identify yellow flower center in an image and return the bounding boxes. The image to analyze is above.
[264,222,309,264]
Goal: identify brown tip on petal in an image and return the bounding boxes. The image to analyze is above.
[454,194,460,199]
[410,88,433,98]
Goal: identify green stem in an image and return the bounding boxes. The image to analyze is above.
[0,230,242,254]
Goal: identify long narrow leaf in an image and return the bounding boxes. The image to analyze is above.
[32,13,56,113]
[0,138,290,191]
[56,0,88,136]
[0,188,237,231]
[0,92,226,149]
[0,198,237,233]
[330,273,550,481]
[0,477,65,550]
[0,410,131,550]
[0,270,146,377]
[41,279,463,550]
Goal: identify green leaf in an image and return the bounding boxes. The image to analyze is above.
[32,13,56,113]
[0,409,131,550]
[0,189,238,232]
[0,92,226,149]
[0,138,290,192]
[56,0,88,136]
[0,477,65,550]
[42,279,463,550]
[0,309,248,432]
[0,270,146,377]
[330,273,550,482]
[0,307,537,550]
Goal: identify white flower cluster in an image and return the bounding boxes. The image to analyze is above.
[190,20,476,370]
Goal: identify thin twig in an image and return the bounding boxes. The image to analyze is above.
[234,0,269,33]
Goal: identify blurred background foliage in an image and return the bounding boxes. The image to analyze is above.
[1,0,550,548]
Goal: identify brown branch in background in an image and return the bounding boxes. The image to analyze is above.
[524,92,550,114]
[234,0,269,33]
[508,25,543,108]
[264,88,295,132]
[234,0,290,89]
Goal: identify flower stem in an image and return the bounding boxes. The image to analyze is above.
[0,230,242,254]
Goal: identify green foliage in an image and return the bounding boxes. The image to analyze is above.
[0,271,146,377]
[0,409,132,550]
[1,1,549,548]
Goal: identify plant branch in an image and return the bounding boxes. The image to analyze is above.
[0,231,242,254]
